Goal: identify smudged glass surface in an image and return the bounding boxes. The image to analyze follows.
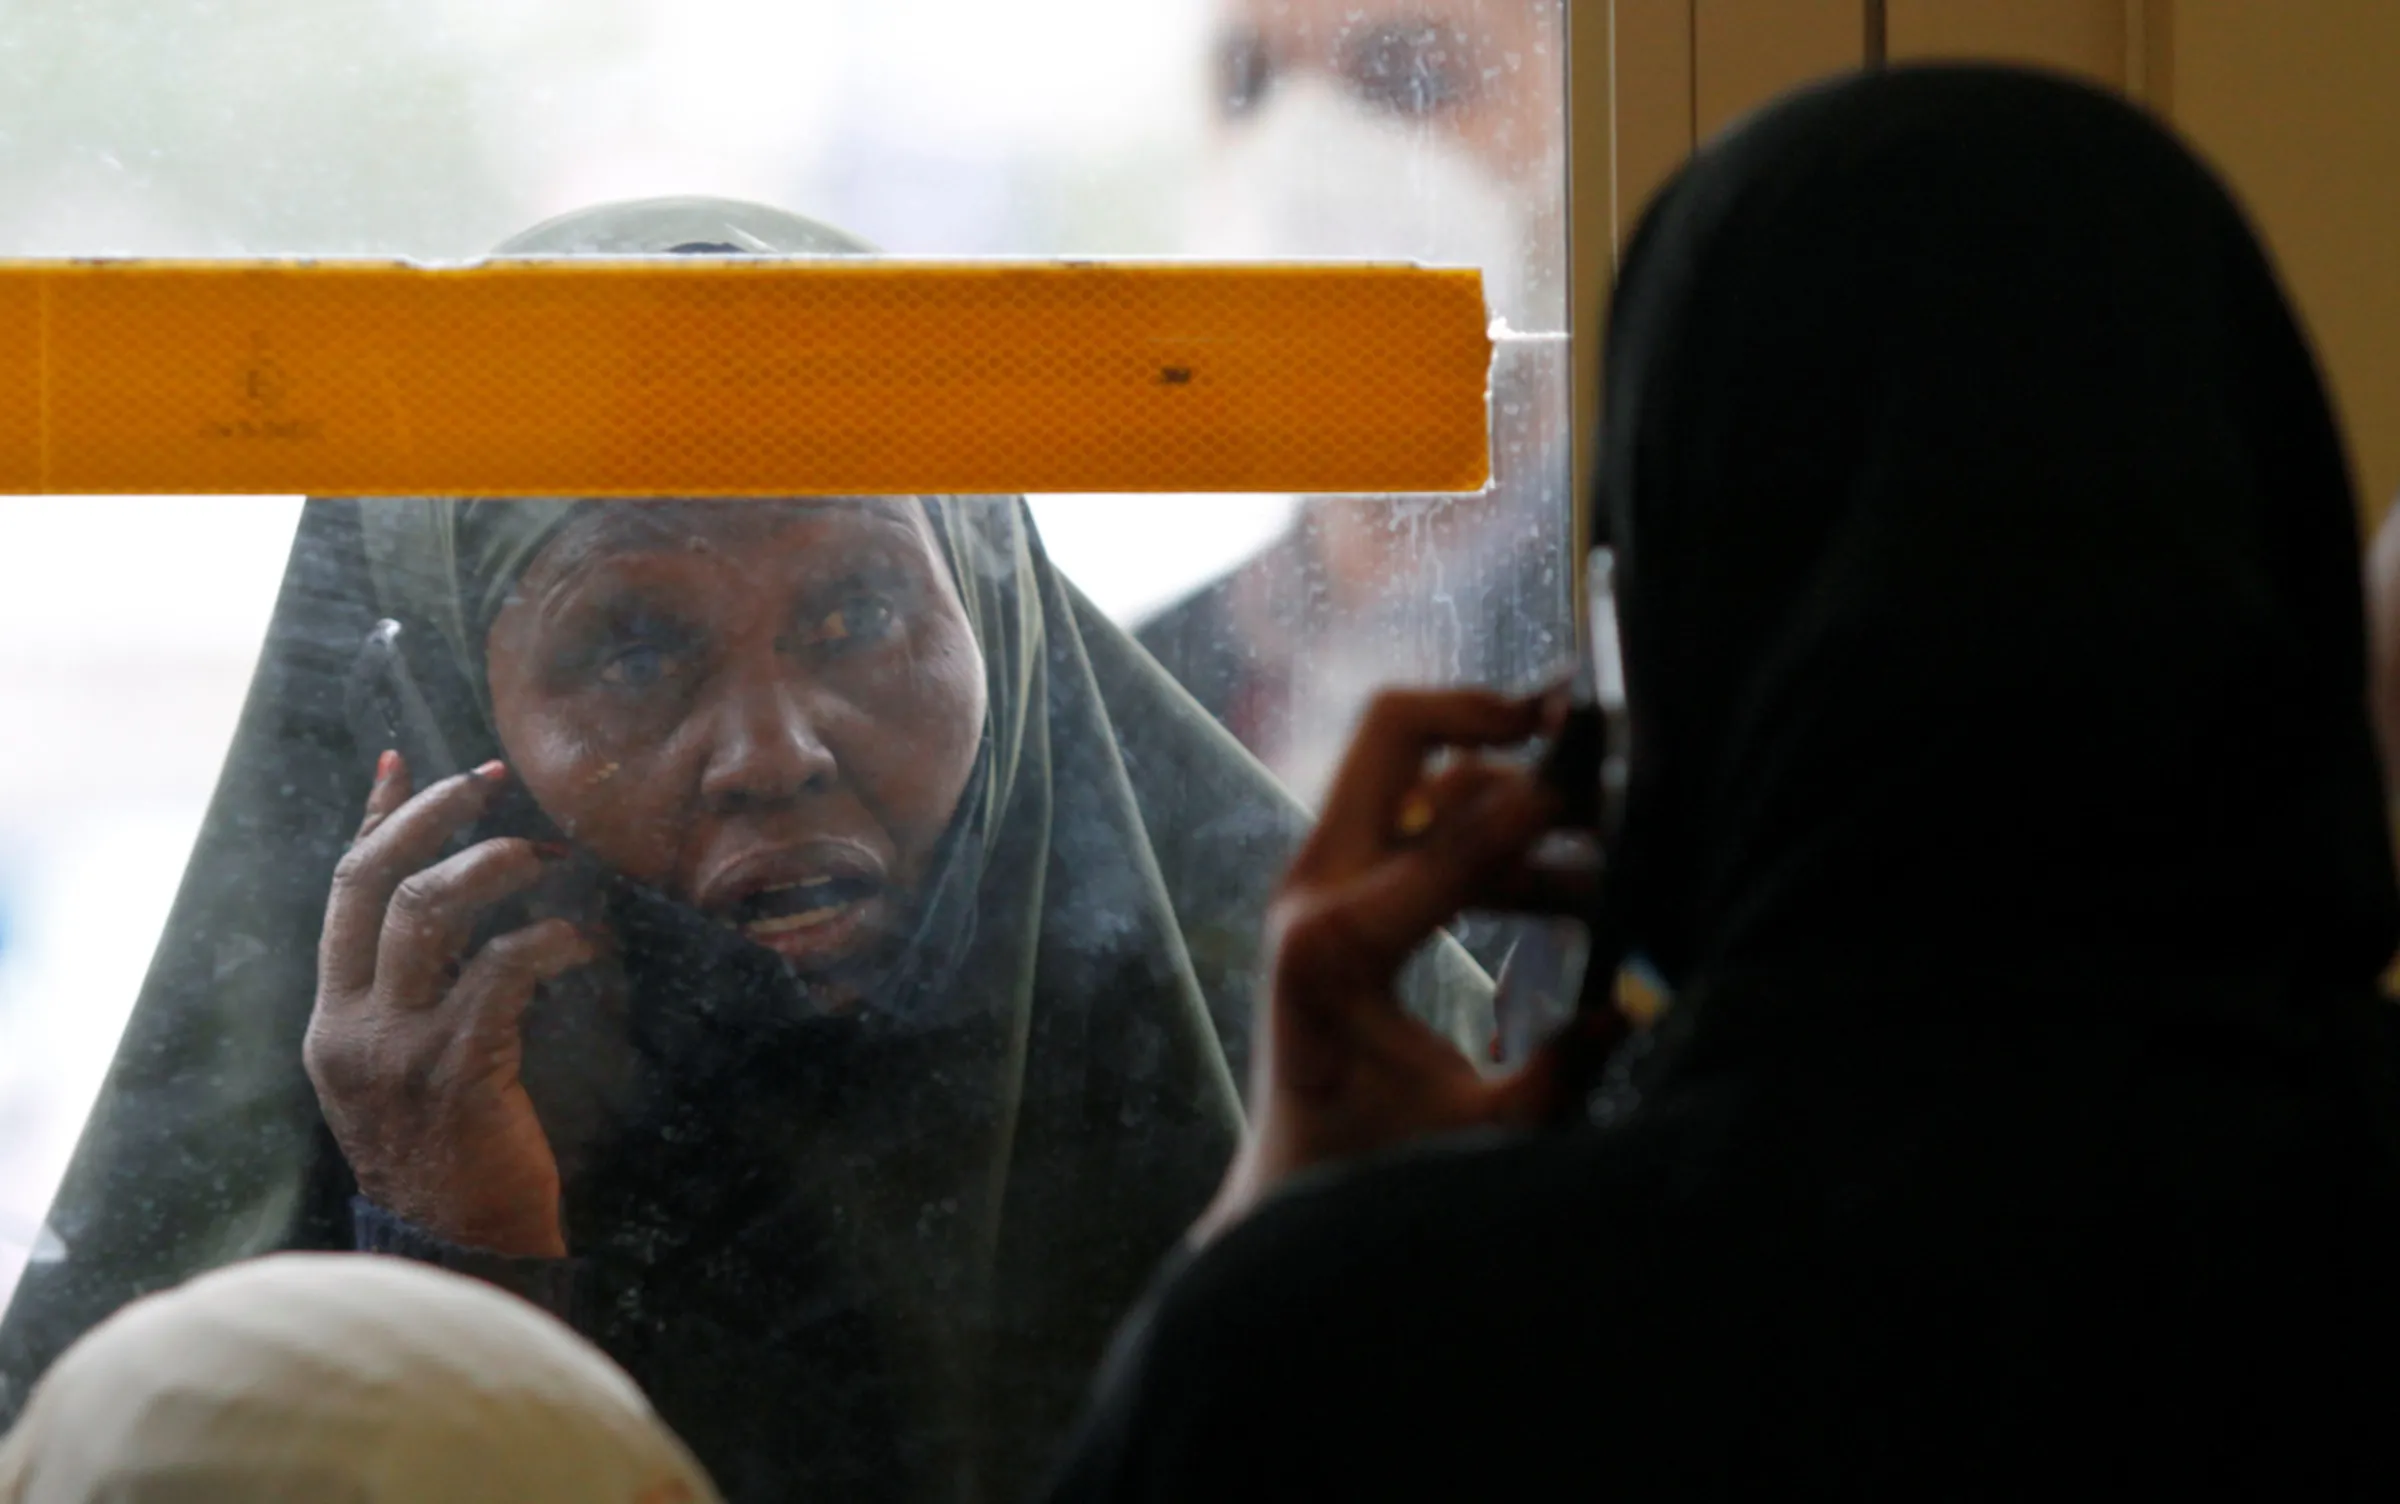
[0,4,1569,1500]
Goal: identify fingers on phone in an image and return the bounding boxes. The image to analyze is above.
[323,762,509,996]
[1352,775,1557,947]
[1473,858,1602,918]
[1394,759,1531,845]
[1279,772,1558,995]
[1308,689,1547,872]
[444,919,599,1040]
[373,838,554,1007]
[1496,998,1634,1129]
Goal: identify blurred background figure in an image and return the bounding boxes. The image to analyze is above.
[1139,0,1574,808]
[0,1254,720,1503]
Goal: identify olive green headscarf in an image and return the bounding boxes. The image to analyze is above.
[1,199,1491,1503]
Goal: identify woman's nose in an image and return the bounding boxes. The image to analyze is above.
[696,670,841,809]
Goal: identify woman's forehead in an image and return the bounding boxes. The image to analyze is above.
[525,497,935,589]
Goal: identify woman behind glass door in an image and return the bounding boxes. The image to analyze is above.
[0,199,1490,1503]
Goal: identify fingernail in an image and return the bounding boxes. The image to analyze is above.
[375,749,398,784]
[534,841,573,859]
[475,760,508,784]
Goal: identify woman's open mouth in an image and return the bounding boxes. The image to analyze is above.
[719,875,889,969]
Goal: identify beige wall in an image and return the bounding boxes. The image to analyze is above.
[2170,1,2400,515]
[1695,0,1862,137]
[1571,0,2400,517]
[1888,0,2128,87]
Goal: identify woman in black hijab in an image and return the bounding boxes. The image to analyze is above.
[0,199,1488,1503]
[1043,67,2400,1500]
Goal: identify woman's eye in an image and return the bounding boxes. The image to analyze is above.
[597,642,679,688]
[806,595,898,649]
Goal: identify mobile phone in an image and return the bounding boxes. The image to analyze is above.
[345,619,566,918]
[345,618,462,786]
[1492,548,1631,1066]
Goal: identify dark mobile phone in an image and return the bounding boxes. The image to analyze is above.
[1493,550,1631,1064]
[345,619,462,787]
[1535,699,1608,830]
[345,620,575,938]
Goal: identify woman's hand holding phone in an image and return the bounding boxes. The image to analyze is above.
[305,752,597,1259]
[1192,687,1628,1246]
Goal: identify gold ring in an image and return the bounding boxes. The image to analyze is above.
[1394,791,1437,840]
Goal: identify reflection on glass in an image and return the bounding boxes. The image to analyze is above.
[1144,0,1571,811]
[0,201,1491,1503]
[0,0,1569,1495]
[1137,0,1571,993]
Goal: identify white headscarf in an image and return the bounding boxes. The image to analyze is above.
[0,1255,720,1504]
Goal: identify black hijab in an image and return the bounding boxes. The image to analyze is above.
[1034,72,2400,1503]
[1594,66,2399,1009]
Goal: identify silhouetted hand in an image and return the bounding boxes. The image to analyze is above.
[1195,687,1627,1244]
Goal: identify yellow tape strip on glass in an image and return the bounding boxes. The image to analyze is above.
[0,260,1491,497]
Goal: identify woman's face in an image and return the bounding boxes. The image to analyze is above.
[485,499,987,982]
